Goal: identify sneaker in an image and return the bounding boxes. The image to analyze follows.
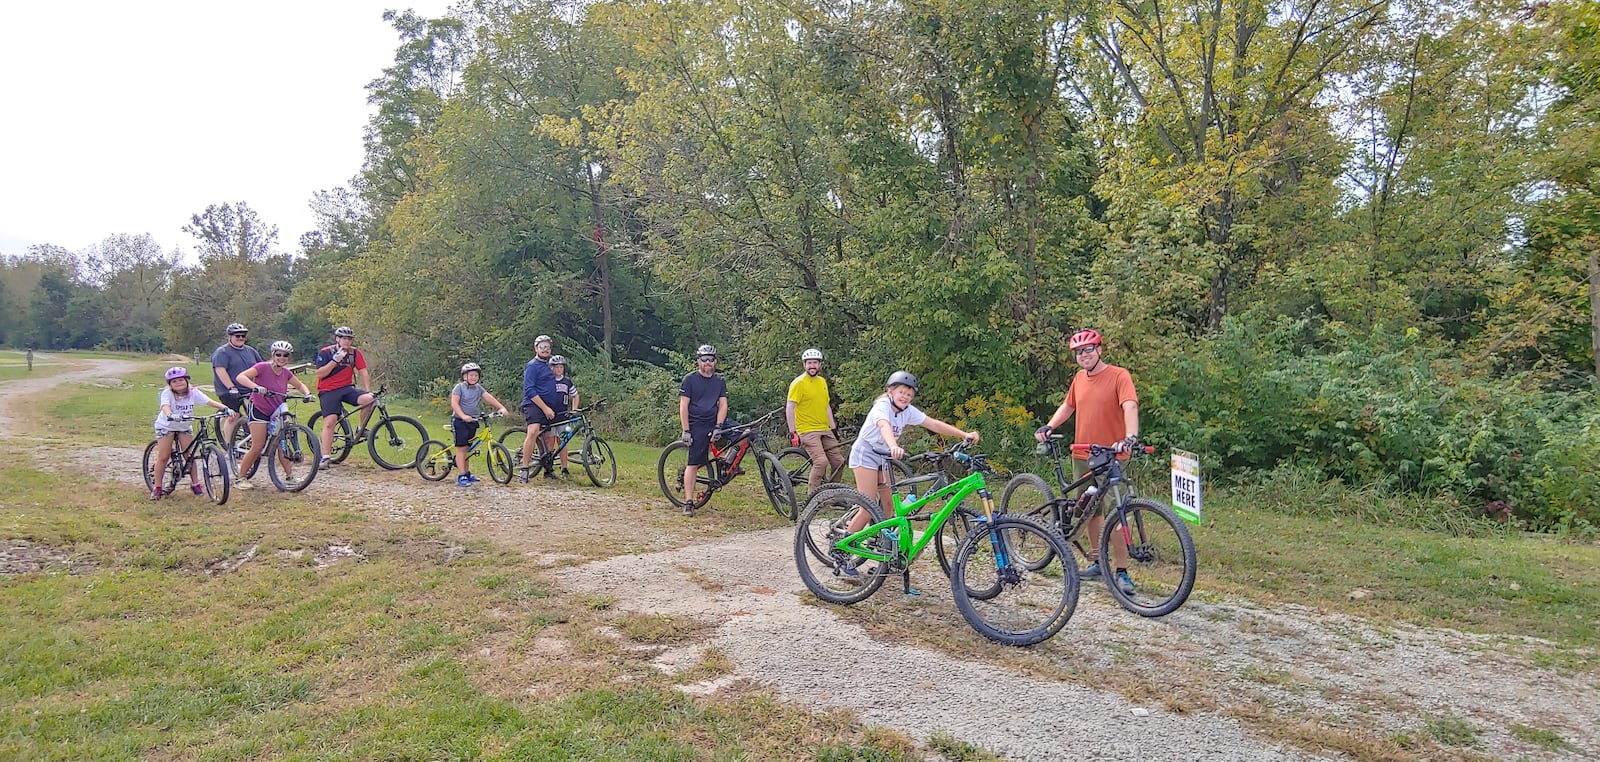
[236,478,254,491]
[1079,562,1103,580]
[149,487,164,501]
[516,467,530,484]
[191,484,205,496]
[319,457,334,468]
[456,475,472,488]
[1115,570,1136,595]
[683,504,696,516]
[465,473,481,484]
[559,467,571,478]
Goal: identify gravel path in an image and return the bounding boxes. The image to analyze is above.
[7,359,1600,761]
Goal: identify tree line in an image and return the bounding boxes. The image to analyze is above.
[5,0,1597,531]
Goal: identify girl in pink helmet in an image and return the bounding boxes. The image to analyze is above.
[149,366,236,500]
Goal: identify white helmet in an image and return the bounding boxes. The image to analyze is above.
[801,348,823,362]
[226,323,248,336]
[460,362,481,376]
[269,340,293,353]
[534,334,552,346]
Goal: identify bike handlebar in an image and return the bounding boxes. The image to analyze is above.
[1068,442,1155,458]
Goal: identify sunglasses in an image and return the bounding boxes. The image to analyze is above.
[272,352,291,358]
[230,333,248,338]
[697,357,716,363]
[1074,346,1100,355]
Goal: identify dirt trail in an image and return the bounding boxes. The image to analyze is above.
[6,359,1599,761]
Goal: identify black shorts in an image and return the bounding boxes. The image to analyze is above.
[249,404,275,423]
[521,403,553,427]
[686,422,716,466]
[319,386,369,418]
[217,391,248,413]
[452,418,478,448]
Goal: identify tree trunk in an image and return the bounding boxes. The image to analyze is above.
[1589,239,1599,381]
[586,163,613,371]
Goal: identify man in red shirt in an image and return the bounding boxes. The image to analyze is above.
[313,326,375,467]
[1034,328,1140,592]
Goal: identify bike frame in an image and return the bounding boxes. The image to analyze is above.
[833,470,993,565]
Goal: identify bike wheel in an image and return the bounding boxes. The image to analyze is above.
[310,413,354,464]
[656,441,713,509]
[487,442,514,484]
[578,436,617,488]
[777,445,813,496]
[953,514,1080,646]
[999,472,1061,570]
[141,440,160,491]
[225,423,255,477]
[758,451,798,520]
[933,501,985,580]
[268,424,321,492]
[415,439,453,481]
[1099,498,1197,617]
[368,415,427,470]
[793,488,888,604]
[498,426,528,462]
[200,443,231,505]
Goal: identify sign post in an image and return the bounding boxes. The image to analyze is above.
[1170,449,1202,525]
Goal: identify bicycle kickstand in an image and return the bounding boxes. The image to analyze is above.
[901,570,921,597]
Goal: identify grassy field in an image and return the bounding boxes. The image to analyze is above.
[6,358,1599,760]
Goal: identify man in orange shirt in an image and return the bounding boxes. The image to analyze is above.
[1034,328,1140,593]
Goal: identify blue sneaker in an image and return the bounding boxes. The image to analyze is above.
[1115,570,1136,595]
[456,475,472,488]
[1079,562,1102,580]
[465,473,481,484]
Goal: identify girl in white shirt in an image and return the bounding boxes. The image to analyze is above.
[150,366,234,499]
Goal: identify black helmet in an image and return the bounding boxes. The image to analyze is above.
[333,326,355,338]
[885,370,918,390]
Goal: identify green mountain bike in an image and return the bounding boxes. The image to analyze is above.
[794,443,1080,647]
[417,412,515,484]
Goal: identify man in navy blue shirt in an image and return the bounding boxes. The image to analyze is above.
[677,344,728,515]
[518,335,560,481]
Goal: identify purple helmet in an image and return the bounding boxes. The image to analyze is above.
[165,366,190,381]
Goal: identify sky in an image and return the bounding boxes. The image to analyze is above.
[0,0,454,259]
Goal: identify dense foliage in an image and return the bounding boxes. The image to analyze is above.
[5,0,1597,531]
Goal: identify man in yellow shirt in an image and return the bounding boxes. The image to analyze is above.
[785,348,841,495]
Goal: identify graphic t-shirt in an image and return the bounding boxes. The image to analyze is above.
[1064,364,1138,455]
[312,345,367,392]
[452,382,485,419]
[850,395,927,459]
[678,372,727,426]
[246,361,294,414]
[211,342,262,392]
[155,387,214,433]
[787,373,832,434]
[553,376,577,414]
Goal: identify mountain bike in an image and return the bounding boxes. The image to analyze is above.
[794,442,1079,647]
[143,411,232,505]
[227,389,322,492]
[497,401,617,487]
[776,425,916,508]
[656,408,796,517]
[416,412,515,484]
[1000,437,1196,617]
[308,387,427,469]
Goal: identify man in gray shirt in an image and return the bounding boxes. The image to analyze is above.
[211,322,261,444]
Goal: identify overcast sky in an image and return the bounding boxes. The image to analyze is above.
[0,0,453,259]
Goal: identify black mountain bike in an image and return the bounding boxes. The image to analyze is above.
[227,389,322,492]
[143,412,232,504]
[498,401,617,487]
[656,408,796,517]
[308,387,427,469]
[1000,437,1196,617]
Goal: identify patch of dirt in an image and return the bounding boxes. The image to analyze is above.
[0,538,96,575]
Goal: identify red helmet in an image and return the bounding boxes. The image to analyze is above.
[1068,329,1102,351]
